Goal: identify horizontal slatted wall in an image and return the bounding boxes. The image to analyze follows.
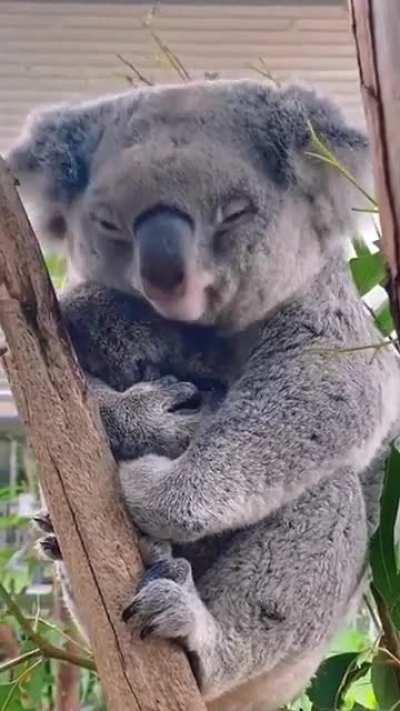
[0,1,363,152]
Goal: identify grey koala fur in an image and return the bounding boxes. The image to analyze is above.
[8,80,400,710]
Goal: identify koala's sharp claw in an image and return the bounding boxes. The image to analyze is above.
[140,625,154,640]
[32,510,54,533]
[122,600,138,622]
[38,535,62,561]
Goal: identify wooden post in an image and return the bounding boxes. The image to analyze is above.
[0,156,205,711]
[350,0,400,331]
[350,0,400,678]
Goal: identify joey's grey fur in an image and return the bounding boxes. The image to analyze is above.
[9,80,400,710]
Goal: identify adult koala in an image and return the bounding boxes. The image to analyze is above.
[7,80,400,711]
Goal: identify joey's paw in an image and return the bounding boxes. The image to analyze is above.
[37,534,62,561]
[100,377,202,460]
[122,558,196,641]
[139,377,202,460]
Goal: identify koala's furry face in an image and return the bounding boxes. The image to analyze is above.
[76,137,283,327]
[8,81,369,331]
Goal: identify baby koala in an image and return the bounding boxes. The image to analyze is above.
[9,79,400,710]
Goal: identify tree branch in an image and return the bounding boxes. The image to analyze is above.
[350,0,400,683]
[0,156,205,710]
[350,0,400,329]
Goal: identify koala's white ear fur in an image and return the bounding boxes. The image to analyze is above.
[282,86,372,238]
[6,96,121,244]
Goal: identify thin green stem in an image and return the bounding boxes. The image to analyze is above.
[0,581,96,672]
[38,639,96,671]
[351,206,379,214]
[372,584,400,686]
[0,648,41,674]
[306,121,378,207]
[0,580,41,645]
[307,339,397,357]
[28,615,91,657]
[363,592,382,635]
[306,149,377,206]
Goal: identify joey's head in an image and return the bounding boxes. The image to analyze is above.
[8,81,369,331]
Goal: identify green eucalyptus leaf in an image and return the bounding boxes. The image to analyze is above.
[370,444,400,623]
[374,302,395,338]
[350,252,387,296]
[344,667,377,710]
[353,235,371,258]
[20,660,45,707]
[0,683,24,711]
[330,627,371,654]
[308,652,360,710]
[288,693,312,710]
[371,653,400,710]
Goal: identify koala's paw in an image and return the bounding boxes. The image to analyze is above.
[122,557,197,641]
[92,375,202,460]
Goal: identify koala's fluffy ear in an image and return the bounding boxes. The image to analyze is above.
[291,87,372,237]
[286,86,369,181]
[5,96,123,243]
[248,83,371,237]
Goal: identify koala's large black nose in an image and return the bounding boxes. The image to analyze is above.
[135,207,193,294]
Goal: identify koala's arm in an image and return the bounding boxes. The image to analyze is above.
[119,339,394,542]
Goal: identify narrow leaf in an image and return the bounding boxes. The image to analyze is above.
[350,252,387,296]
[371,653,400,710]
[370,445,400,619]
[374,302,395,338]
[353,235,371,258]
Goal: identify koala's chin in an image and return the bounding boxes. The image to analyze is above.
[140,270,214,324]
[149,295,205,323]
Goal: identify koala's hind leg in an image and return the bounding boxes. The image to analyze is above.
[122,533,215,644]
[123,475,367,710]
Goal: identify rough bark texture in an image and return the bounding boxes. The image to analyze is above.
[350,0,400,330]
[0,156,205,710]
[350,0,400,679]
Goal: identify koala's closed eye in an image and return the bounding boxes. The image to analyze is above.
[98,217,119,232]
[89,205,122,235]
[222,198,254,225]
[88,210,132,249]
[213,198,255,252]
